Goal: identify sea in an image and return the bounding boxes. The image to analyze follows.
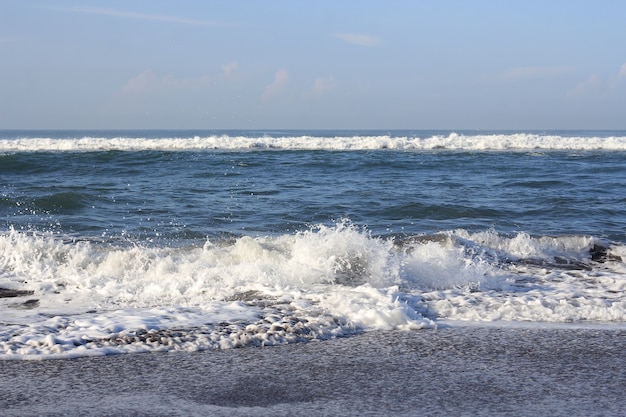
[1,129,626,359]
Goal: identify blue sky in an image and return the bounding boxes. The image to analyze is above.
[1,0,625,130]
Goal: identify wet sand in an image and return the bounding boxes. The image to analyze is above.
[2,326,625,416]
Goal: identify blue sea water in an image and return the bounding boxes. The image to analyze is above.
[1,130,626,358]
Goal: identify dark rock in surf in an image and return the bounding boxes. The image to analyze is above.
[0,288,35,298]
[590,242,622,263]
[9,299,40,309]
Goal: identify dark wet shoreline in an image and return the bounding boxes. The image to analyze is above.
[2,326,625,416]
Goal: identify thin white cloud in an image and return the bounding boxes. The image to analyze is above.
[0,36,26,43]
[263,69,289,100]
[609,62,626,90]
[65,6,223,26]
[221,62,239,77]
[498,66,575,81]
[568,74,601,97]
[306,75,335,98]
[122,70,212,95]
[122,70,158,95]
[332,33,381,47]
[569,63,626,97]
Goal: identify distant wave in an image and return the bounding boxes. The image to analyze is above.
[2,133,626,152]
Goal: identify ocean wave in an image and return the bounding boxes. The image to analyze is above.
[2,133,626,152]
[1,223,625,358]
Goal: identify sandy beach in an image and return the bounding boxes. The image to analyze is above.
[2,325,625,416]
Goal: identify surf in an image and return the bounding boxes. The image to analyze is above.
[1,223,625,359]
[2,131,626,152]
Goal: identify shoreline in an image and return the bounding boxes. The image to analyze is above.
[2,325,625,416]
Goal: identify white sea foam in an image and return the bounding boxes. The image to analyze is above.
[1,223,625,358]
[2,133,626,152]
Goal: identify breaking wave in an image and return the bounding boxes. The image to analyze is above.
[2,132,626,152]
[1,222,625,359]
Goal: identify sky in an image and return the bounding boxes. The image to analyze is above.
[1,0,625,130]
